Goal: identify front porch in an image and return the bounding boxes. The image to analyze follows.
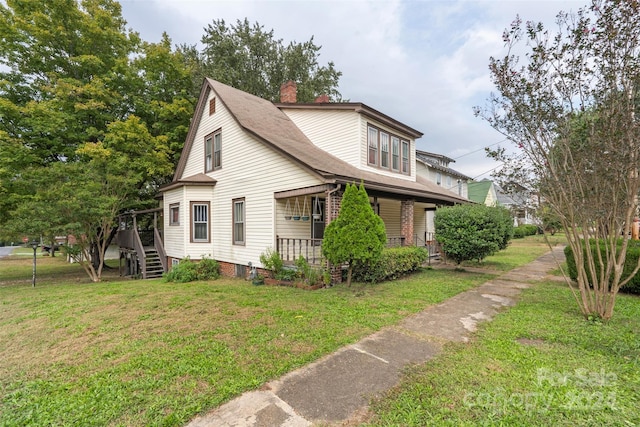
[273,185,444,266]
[116,208,167,279]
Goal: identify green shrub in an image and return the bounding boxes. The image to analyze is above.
[164,256,220,283]
[259,247,284,278]
[513,224,539,239]
[434,204,513,264]
[564,240,640,294]
[352,246,428,283]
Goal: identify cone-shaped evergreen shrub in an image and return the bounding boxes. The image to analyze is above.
[322,183,386,285]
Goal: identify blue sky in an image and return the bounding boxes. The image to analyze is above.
[119,0,586,180]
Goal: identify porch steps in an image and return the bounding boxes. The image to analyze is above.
[144,249,164,279]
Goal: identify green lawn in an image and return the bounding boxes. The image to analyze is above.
[365,263,640,425]
[0,238,559,426]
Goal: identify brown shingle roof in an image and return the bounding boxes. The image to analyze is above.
[170,78,468,204]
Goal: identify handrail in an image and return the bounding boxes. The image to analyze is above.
[154,228,167,273]
[133,228,147,278]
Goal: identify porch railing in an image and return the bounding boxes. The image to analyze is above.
[276,236,323,265]
[386,236,405,247]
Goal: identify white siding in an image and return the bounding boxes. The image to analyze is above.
[282,109,361,167]
[378,198,402,237]
[163,187,185,258]
[170,91,323,266]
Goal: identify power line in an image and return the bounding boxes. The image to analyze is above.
[450,138,508,160]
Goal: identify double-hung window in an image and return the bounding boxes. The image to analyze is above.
[204,129,221,172]
[191,202,210,243]
[233,198,245,245]
[368,126,378,165]
[380,132,389,168]
[401,140,410,174]
[391,137,400,171]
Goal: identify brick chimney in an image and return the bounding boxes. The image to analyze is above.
[280,80,297,103]
[314,94,330,103]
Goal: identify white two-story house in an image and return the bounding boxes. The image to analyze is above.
[414,150,471,241]
[158,78,467,278]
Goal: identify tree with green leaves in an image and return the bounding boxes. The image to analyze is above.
[476,0,640,319]
[0,0,184,279]
[435,204,513,264]
[200,18,342,102]
[322,183,386,286]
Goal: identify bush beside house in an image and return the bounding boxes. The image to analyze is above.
[352,246,429,283]
[564,241,640,294]
[164,257,220,283]
[322,183,386,286]
[434,204,513,264]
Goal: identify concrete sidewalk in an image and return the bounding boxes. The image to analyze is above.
[186,246,566,427]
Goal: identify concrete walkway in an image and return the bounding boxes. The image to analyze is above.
[186,246,566,427]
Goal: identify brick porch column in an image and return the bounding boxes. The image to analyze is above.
[326,187,343,283]
[401,199,415,246]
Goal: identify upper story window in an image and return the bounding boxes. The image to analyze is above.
[401,140,410,174]
[368,124,410,175]
[436,172,442,186]
[205,129,222,172]
[446,175,452,189]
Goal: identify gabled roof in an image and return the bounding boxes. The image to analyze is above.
[467,180,494,204]
[415,150,471,180]
[169,78,468,205]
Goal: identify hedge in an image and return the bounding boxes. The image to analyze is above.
[351,246,429,283]
[564,240,640,294]
[513,224,540,239]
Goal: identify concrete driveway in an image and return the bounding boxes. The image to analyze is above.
[0,246,17,258]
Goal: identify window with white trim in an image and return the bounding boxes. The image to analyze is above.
[191,202,210,243]
[436,172,442,186]
[233,198,245,245]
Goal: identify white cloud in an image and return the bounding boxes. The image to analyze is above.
[119,0,587,181]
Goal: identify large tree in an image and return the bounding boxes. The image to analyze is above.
[0,0,186,279]
[476,0,640,320]
[200,18,342,102]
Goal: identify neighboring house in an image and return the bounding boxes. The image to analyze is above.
[415,150,471,240]
[146,78,467,279]
[467,179,499,206]
[496,183,539,226]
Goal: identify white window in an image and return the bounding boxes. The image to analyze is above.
[446,175,452,188]
[205,136,213,172]
[191,202,209,243]
[436,172,442,186]
[233,198,245,245]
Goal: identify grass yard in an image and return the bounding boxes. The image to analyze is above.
[1,238,553,426]
[366,260,640,425]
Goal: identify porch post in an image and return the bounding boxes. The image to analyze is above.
[326,186,343,283]
[401,199,415,246]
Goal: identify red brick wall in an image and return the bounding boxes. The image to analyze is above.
[401,199,415,246]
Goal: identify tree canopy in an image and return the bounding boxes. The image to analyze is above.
[476,0,640,319]
[0,0,343,281]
